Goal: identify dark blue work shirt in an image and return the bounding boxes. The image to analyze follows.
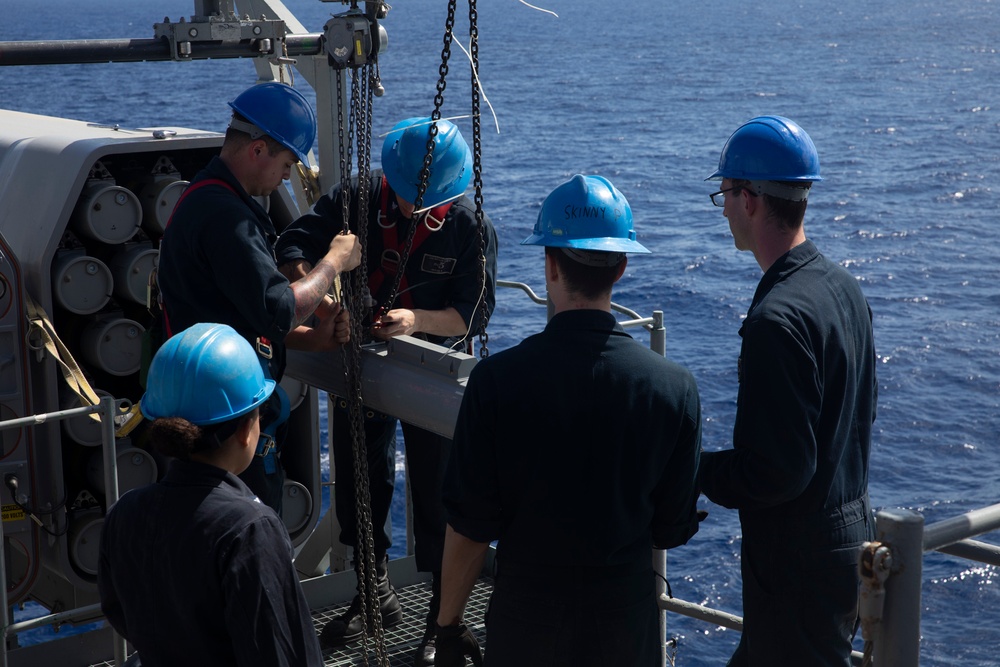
[444,309,702,573]
[700,240,877,521]
[98,459,323,667]
[158,157,296,375]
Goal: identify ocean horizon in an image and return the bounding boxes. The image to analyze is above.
[3,0,1000,663]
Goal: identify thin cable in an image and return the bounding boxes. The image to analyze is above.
[517,0,558,18]
[449,38,500,134]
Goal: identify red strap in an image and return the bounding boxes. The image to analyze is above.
[161,178,238,337]
[163,178,237,230]
[370,175,453,309]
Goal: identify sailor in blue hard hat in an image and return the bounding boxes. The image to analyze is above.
[274,117,497,665]
[224,81,316,196]
[435,175,702,666]
[706,115,822,262]
[380,116,474,220]
[157,82,362,515]
[700,116,877,666]
[522,173,650,263]
[98,323,324,666]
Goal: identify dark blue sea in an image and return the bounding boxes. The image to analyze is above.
[4,0,1000,664]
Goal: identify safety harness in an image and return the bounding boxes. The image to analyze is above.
[368,175,452,311]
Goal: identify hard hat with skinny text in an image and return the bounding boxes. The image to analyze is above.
[522,174,650,254]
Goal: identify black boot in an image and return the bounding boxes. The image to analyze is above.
[320,555,403,648]
[413,573,441,666]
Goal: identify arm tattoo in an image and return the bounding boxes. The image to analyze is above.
[291,258,335,325]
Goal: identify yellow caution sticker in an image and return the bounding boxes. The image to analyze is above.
[2,504,26,522]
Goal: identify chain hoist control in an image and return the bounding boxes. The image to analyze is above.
[323,9,386,69]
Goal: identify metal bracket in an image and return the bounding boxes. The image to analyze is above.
[154,12,287,61]
[859,541,893,643]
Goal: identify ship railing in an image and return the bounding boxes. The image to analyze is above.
[656,503,1000,667]
[496,279,666,356]
[0,394,130,667]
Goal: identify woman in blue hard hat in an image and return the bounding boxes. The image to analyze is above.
[701,116,877,667]
[275,116,498,665]
[98,323,323,667]
[156,82,363,514]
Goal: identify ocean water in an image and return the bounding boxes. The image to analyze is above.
[3,0,1000,664]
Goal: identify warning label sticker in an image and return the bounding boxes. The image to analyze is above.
[2,504,26,522]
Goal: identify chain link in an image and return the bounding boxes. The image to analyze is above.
[335,38,389,666]
[468,0,489,359]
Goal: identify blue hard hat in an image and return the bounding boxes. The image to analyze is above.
[707,115,822,182]
[521,175,650,254]
[141,323,275,426]
[229,82,318,165]
[381,117,473,207]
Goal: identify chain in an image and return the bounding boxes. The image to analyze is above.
[468,0,489,359]
[357,59,390,666]
[374,0,457,325]
[335,53,389,665]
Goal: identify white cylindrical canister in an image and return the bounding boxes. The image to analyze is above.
[68,510,104,577]
[282,480,313,534]
[110,242,158,305]
[139,176,189,235]
[50,249,113,315]
[86,444,158,496]
[80,314,145,376]
[61,387,112,447]
[71,181,142,245]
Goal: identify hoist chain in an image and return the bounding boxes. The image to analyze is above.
[373,0,457,326]
[336,56,389,666]
[468,0,489,358]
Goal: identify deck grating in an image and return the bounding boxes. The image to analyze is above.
[84,576,492,667]
[317,576,492,667]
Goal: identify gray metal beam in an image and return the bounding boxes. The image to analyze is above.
[935,538,1000,566]
[923,502,1000,553]
[0,34,324,66]
[283,335,477,440]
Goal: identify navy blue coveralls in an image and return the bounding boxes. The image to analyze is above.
[98,459,323,667]
[443,310,702,666]
[700,240,878,667]
[157,156,296,511]
[275,170,498,571]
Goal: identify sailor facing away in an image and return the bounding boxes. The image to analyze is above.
[98,323,323,667]
[434,175,702,666]
[700,115,877,666]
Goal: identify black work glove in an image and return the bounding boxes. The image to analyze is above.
[435,623,483,667]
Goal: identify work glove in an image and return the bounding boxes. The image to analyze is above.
[434,623,483,667]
